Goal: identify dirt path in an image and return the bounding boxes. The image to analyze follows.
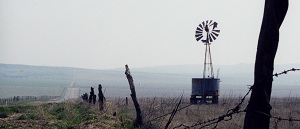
[46,87,79,103]
[63,87,80,100]
[43,79,79,103]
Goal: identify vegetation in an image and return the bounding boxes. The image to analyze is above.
[118,96,300,128]
[0,100,138,129]
[0,64,73,98]
[1,64,300,128]
[0,96,300,128]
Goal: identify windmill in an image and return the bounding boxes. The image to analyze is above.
[190,20,221,104]
[195,20,220,78]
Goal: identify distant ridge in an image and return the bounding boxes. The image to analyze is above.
[0,63,96,71]
[2,63,300,75]
[1,63,300,74]
[0,63,300,98]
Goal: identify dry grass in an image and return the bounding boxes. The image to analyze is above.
[1,97,300,129]
[111,96,300,129]
[0,100,132,129]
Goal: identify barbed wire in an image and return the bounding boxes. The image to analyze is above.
[172,88,250,129]
[244,109,300,129]
[172,68,300,129]
[146,104,192,123]
[174,109,245,129]
[144,68,300,128]
[251,109,300,122]
[273,68,300,77]
[174,109,300,129]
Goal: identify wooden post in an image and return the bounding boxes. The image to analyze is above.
[93,95,96,104]
[89,87,95,104]
[125,64,143,127]
[98,84,105,111]
[244,0,288,129]
[165,95,182,129]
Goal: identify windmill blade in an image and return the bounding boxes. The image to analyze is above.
[196,27,202,32]
[209,35,213,42]
[209,20,213,25]
[196,31,203,34]
[210,33,217,40]
[195,34,203,38]
[206,20,209,25]
[212,29,220,33]
[196,35,203,41]
[198,24,203,29]
[211,31,219,37]
[202,22,205,28]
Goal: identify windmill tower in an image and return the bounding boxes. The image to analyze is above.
[190,20,221,104]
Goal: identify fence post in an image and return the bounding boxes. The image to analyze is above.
[93,95,96,104]
[98,84,105,111]
[89,87,95,104]
[125,64,143,127]
[244,0,289,129]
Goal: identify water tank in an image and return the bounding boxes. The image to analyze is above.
[190,78,220,104]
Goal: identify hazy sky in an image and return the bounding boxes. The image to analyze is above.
[1,0,299,69]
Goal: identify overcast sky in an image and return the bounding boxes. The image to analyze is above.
[0,0,299,69]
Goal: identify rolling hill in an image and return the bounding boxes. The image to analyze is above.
[1,63,299,98]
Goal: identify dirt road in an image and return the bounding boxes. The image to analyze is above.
[63,87,80,100]
[47,87,79,103]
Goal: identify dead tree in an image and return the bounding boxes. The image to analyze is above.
[98,84,105,111]
[244,0,288,129]
[125,64,143,127]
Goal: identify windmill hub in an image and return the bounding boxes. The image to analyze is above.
[205,25,209,33]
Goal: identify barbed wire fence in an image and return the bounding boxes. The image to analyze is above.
[0,95,60,105]
[147,68,300,129]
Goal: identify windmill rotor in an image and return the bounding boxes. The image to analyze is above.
[195,20,220,43]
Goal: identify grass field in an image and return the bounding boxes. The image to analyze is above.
[1,64,300,128]
[1,63,300,99]
[1,96,300,129]
[0,100,136,129]
[0,64,74,98]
